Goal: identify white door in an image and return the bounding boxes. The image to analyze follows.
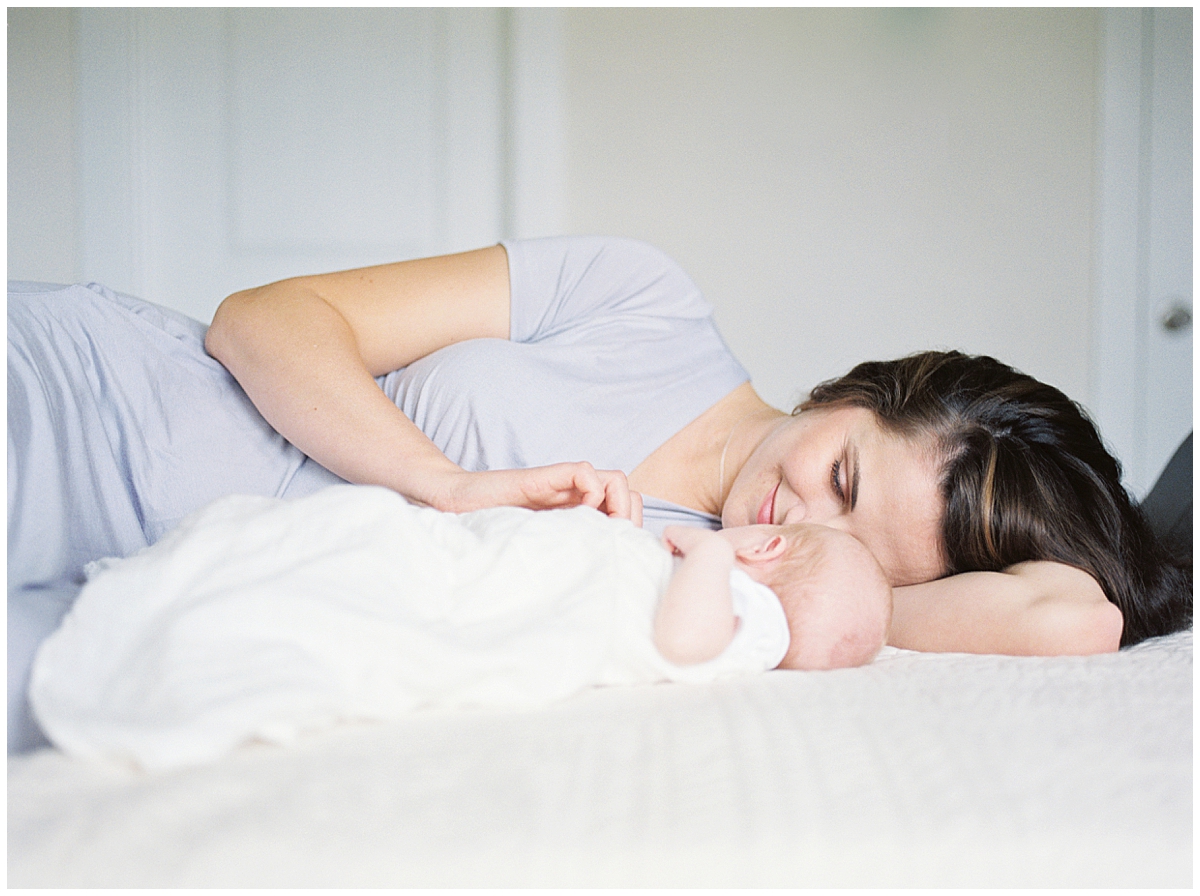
[1141,9,1192,494]
[75,8,518,324]
[1093,7,1192,497]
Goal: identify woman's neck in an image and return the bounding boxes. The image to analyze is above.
[629,382,785,517]
[713,389,788,514]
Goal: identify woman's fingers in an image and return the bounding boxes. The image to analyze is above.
[590,467,629,517]
[576,465,642,526]
[429,464,643,525]
[545,463,636,522]
[629,490,644,528]
[564,462,606,510]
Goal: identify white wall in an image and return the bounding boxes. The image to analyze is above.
[7,8,79,283]
[562,8,1100,412]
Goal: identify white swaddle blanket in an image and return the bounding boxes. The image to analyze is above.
[30,486,787,770]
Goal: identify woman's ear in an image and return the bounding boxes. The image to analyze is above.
[735,533,788,565]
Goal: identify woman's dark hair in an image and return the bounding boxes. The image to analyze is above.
[798,350,1191,647]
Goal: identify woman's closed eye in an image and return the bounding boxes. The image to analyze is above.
[831,458,846,504]
[831,453,859,510]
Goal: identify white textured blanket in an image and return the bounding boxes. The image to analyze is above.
[9,630,1191,887]
[29,486,784,771]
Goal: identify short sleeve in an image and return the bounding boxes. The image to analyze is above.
[725,569,791,670]
[503,236,716,343]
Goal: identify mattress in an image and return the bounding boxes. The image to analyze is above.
[7,628,1191,887]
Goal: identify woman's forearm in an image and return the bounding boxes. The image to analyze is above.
[206,281,462,502]
[890,561,1123,656]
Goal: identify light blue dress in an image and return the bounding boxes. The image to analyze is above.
[7,236,749,752]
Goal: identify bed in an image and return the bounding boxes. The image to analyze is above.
[8,628,1191,887]
[7,280,1193,887]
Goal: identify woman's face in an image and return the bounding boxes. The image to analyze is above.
[722,405,945,587]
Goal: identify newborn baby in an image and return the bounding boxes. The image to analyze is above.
[656,522,891,671]
[30,485,891,770]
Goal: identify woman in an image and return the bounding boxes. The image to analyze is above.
[6,237,1189,750]
[203,236,1188,653]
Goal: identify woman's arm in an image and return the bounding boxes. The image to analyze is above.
[654,527,739,665]
[889,561,1123,656]
[205,246,636,519]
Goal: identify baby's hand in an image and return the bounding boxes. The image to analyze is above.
[661,525,722,557]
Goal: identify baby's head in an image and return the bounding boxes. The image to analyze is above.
[718,523,892,670]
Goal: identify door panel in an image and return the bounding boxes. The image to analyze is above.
[1093,8,1192,497]
[78,8,505,323]
[1142,8,1192,492]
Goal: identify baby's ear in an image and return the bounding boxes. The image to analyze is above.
[735,532,788,565]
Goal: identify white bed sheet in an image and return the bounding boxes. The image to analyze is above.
[7,630,1191,887]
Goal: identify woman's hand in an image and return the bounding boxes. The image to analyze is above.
[423,464,644,525]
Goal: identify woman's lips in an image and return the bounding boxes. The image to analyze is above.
[757,483,779,525]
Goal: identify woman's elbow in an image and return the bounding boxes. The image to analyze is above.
[1087,599,1125,654]
[1033,598,1124,656]
[205,286,274,365]
[205,290,248,360]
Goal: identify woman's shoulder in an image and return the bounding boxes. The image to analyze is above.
[502,234,680,269]
[503,236,712,341]
[501,235,693,293]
